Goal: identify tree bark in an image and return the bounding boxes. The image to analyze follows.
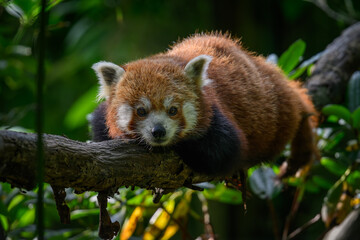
[305,22,360,110]
[0,130,213,194]
[323,208,360,240]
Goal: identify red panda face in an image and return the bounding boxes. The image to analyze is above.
[92,55,212,146]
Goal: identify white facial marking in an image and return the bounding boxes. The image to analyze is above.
[182,102,198,135]
[116,103,133,131]
[137,111,178,146]
[139,97,152,110]
[163,96,173,109]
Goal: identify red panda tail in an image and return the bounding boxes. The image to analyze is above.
[289,81,319,128]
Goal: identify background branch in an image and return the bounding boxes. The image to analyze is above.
[305,22,360,110]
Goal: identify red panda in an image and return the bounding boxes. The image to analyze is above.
[90,33,317,176]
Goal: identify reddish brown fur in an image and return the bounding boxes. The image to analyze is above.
[105,33,317,172]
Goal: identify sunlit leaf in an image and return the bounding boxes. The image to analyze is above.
[71,209,99,220]
[17,208,35,228]
[162,190,192,239]
[0,214,8,231]
[203,183,242,204]
[8,195,24,211]
[121,206,145,240]
[47,0,64,10]
[126,190,154,206]
[322,104,351,124]
[64,86,98,130]
[320,157,347,176]
[143,200,175,240]
[161,225,178,240]
[278,39,306,75]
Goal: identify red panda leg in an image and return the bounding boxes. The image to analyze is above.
[281,116,317,177]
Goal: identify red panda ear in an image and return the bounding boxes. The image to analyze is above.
[92,61,125,100]
[184,55,212,89]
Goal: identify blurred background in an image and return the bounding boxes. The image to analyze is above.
[1,0,360,239]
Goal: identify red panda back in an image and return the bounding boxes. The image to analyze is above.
[166,34,314,167]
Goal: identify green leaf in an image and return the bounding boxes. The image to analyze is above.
[322,104,351,124]
[352,107,360,129]
[320,157,347,176]
[304,179,320,193]
[347,170,360,188]
[71,209,99,220]
[289,66,307,80]
[0,214,8,231]
[278,39,306,75]
[324,179,343,205]
[323,131,345,152]
[64,86,98,130]
[7,195,24,211]
[17,208,35,228]
[203,183,243,204]
[249,167,282,200]
[288,52,321,79]
[312,175,333,189]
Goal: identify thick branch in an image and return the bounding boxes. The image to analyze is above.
[323,208,360,240]
[306,22,360,110]
[0,130,213,193]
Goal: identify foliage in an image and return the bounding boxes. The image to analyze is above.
[1,0,360,239]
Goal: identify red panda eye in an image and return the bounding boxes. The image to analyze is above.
[168,106,178,116]
[136,107,147,117]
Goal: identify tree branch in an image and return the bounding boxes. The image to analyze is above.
[305,22,360,110]
[0,130,213,194]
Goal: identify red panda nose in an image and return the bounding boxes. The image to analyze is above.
[152,124,166,139]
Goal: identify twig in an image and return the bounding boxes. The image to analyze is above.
[197,192,216,240]
[305,0,357,24]
[268,199,281,240]
[288,214,321,239]
[282,185,305,240]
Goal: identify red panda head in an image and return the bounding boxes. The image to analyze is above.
[92,55,212,146]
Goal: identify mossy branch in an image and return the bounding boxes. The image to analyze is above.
[0,130,213,194]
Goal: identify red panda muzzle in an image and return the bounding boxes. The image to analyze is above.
[151,124,166,140]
